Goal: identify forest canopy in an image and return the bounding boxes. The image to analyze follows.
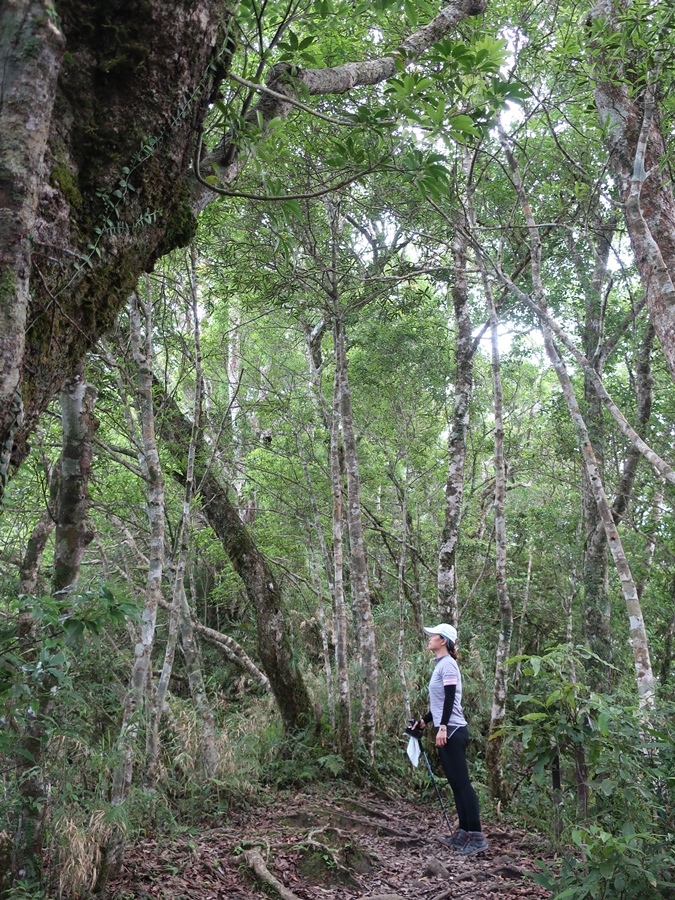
[1,0,675,897]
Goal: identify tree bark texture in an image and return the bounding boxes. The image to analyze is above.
[438,218,474,624]
[0,1,64,493]
[18,461,59,595]
[52,359,97,594]
[1,0,232,480]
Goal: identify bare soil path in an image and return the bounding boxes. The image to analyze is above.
[109,788,555,899]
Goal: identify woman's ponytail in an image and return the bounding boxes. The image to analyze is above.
[446,639,459,660]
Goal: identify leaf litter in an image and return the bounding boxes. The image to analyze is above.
[109,787,555,899]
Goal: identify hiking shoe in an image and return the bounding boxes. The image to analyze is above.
[457,831,489,856]
[436,828,469,850]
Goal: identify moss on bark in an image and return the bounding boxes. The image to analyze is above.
[9,0,234,465]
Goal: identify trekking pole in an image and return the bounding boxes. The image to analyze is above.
[419,743,454,833]
[405,720,454,834]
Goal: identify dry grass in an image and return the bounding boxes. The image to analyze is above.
[53,809,121,899]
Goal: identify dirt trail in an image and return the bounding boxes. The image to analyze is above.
[110,788,555,899]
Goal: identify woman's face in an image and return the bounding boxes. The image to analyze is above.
[427,633,447,653]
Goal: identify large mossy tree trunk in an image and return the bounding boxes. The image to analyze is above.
[1,0,232,482]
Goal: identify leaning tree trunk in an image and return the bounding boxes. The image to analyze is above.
[154,382,313,733]
[438,216,475,624]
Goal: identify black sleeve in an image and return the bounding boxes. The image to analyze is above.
[423,711,433,725]
[440,684,456,727]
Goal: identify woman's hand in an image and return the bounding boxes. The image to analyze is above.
[436,724,447,747]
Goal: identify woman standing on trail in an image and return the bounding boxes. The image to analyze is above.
[414,623,488,856]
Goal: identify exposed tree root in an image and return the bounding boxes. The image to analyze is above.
[243,846,303,900]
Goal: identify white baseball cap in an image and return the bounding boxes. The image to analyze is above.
[423,623,458,643]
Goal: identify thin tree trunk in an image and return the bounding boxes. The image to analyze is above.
[500,130,656,708]
[177,246,219,778]
[178,582,220,778]
[52,360,97,595]
[300,449,335,610]
[156,593,271,692]
[610,322,656,535]
[0,2,64,498]
[308,529,335,727]
[513,548,533,689]
[329,353,356,770]
[148,246,206,784]
[334,317,377,761]
[108,288,166,875]
[574,227,613,675]
[564,557,580,685]
[147,568,182,785]
[551,747,563,838]
[481,267,512,804]
[18,461,59,596]
[398,466,411,720]
[228,298,245,498]
[636,481,663,602]
[438,215,474,624]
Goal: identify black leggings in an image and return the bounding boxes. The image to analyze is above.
[438,726,481,832]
